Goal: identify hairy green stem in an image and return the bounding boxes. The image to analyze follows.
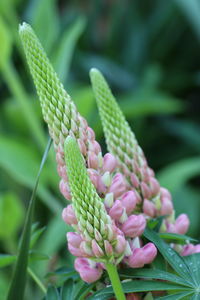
[27,267,47,294]
[105,263,126,300]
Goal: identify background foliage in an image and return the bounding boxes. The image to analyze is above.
[0,0,200,299]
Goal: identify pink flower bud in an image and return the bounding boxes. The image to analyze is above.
[109,200,123,220]
[143,199,156,217]
[68,244,84,257]
[121,191,137,214]
[59,179,71,200]
[88,140,101,154]
[77,138,87,156]
[97,176,107,194]
[160,187,172,200]
[87,127,95,140]
[62,205,77,225]
[80,241,93,256]
[166,223,176,233]
[87,169,99,188]
[142,243,157,264]
[91,240,104,257]
[115,235,127,254]
[121,214,146,238]
[74,258,103,283]
[67,232,82,248]
[127,248,145,268]
[175,214,190,235]
[56,151,64,166]
[130,173,140,188]
[109,173,127,198]
[182,244,195,256]
[88,151,99,169]
[141,182,151,199]
[194,244,200,253]
[160,197,173,215]
[103,153,117,173]
[104,240,113,255]
[150,177,160,195]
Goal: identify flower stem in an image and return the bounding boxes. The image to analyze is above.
[105,263,126,300]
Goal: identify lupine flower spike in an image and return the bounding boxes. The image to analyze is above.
[89,69,192,240]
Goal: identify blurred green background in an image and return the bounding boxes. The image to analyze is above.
[1,0,200,298]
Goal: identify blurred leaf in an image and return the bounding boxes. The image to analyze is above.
[0,136,61,213]
[161,118,200,152]
[0,255,16,268]
[45,286,60,300]
[121,90,183,118]
[80,53,136,90]
[72,85,95,118]
[29,250,50,262]
[6,139,51,300]
[0,192,24,240]
[30,226,46,249]
[175,0,200,40]
[46,267,77,280]
[60,279,74,300]
[172,185,200,237]
[26,0,59,52]
[158,157,200,192]
[0,16,12,68]
[53,16,86,82]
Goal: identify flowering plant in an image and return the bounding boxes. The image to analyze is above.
[5,23,200,300]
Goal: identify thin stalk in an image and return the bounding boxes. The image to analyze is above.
[105,263,126,300]
[27,267,47,294]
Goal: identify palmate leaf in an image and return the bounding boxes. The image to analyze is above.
[143,228,193,284]
[6,139,52,300]
[156,291,194,300]
[88,280,192,300]
[119,268,191,287]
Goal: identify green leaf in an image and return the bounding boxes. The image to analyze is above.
[175,0,200,40]
[158,233,197,244]
[0,192,24,240]
[157,157,200,192]
[143,228,192,283]
[0,16,12,68]
[30,226,46,249]
[26,0,59,52]
[121,90,183,118]
[119,268,191,287]
[75,282,96,300]
[183,253,200,286]
[60,279,74,300]
[45,286,60,300]
[0,137,61,213]
[6,139,52,300]
[88,280,192,300]
[157,291,194,299]
[0,255,16,268]
[29,250,50,262]
[53,17,86,82]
